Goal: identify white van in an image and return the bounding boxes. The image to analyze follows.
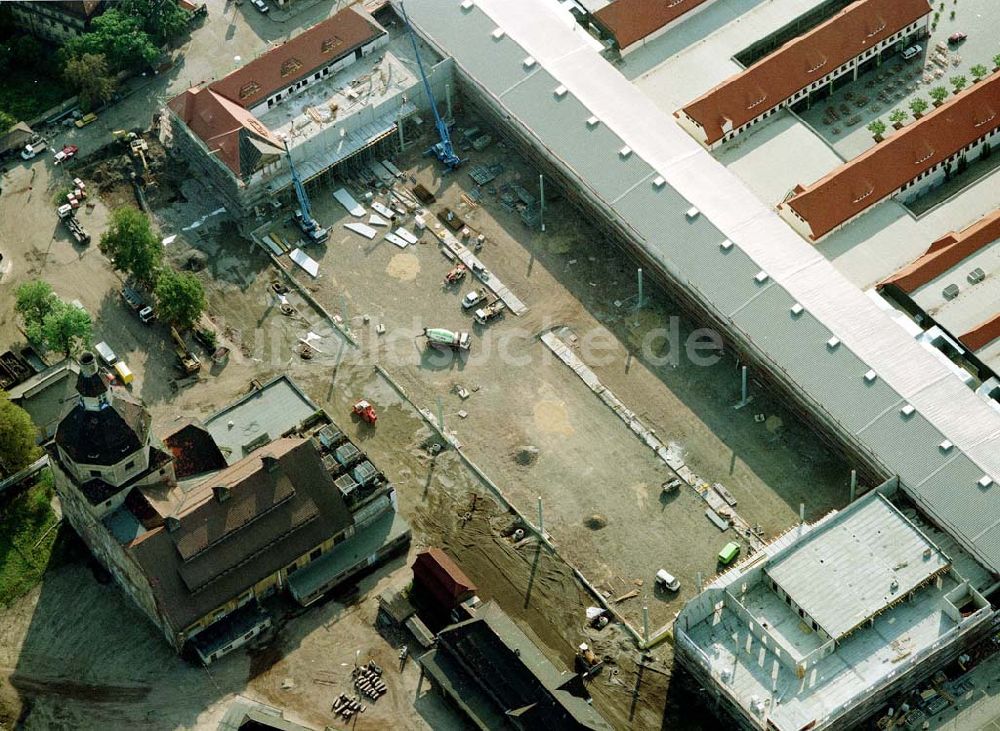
[901,44,922,61]
[94,341,118,367]
[655,569,680,592]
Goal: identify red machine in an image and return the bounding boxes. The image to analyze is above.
[444,263,467,285]
[353,399,377,424]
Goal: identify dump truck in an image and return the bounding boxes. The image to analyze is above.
[473,300,506,325]
[423,327,471,352]
[121,286,155,324]
[57,204,91,245]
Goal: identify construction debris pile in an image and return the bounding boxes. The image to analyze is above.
[329,660,388,722]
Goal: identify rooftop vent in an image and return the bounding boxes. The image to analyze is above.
[754,271,769,284]
[864,369,877,383]
[686,206,701,220]
[523,56,536,69]
[213,485,231,503]
[939,440,954,453]
[491,28,505,41]
[652,176,666,189]
[166,516,181,532]
[900,403,916,417]
[619,145,632,159]
[262,454,280,473]
[460,0,474,9]
[720,239,734,252]
[826,336,841,350]
[790,303,804,316]
[554,85,568,98]
[979,475,994,489]
[942,283,960,300]
[586,115,600,128]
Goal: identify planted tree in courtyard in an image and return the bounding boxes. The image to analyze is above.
[0,110,15,135]
[929,86,949,106]
[0,391,41,476]
[889,109,908,128]
[39,299,92,358]
[15,280,56,338]
[970,64,989,82]
[155,268,206,330]
[118,0,189,45]
[867,118,887,141]
[950,75,968,94]
[63,53,117,112]
[994,53,1000,71]
[909,96,929,118]
[61,10,158,72]
[100,207,163,289]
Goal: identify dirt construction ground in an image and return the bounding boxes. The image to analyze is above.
[1,93,850,728]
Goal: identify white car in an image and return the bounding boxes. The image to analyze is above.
[250,0,269,12]
[901,44,922,61]
[462,289,487,310]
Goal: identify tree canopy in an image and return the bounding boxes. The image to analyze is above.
[0,391,40,476]
[155,268,206,330]
[0,110,15,135]
[62,10,159,72]
[15,280,56,335]
[99,207,163,288]
[40,300,92,358]
[63,53,117,112]
[118,0,189,45]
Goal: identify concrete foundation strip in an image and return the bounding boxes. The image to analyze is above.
[372,363,659,647]
[540,331,764,553]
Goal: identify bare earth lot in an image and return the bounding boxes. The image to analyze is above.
[1,64,846,731]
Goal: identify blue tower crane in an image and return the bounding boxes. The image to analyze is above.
[284,139,329,244]
[401,3,463,170]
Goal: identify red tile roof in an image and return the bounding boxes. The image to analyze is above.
[412,548,476,610]
[879,208,1000,292]
[209,6,384,110]
[681,0,930,146]
[783,70,1000,241]
[167,86,283,176]
[961,314,1000,352]
[593,0,714,51]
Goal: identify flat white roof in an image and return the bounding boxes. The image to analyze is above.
[406,0,1000,573]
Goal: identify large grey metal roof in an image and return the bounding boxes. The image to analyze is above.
[764,494,950,640]
[405,0,1000,574]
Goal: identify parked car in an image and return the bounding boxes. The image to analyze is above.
[948,32,967,45]
[462,288,487,310]
[94,341,118,367]
[250,0,269,12]
[901,44,923,61]
[53,145,78,165]
[74,113,98,128]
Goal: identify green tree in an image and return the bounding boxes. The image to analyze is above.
[970,64,989,81]
[62,10,158,72]
[867,118,886,139]
[994,53,1000,70]
[9,35,41,67]
[950,75,967,93]
[155,268,205,330]
[40,300,92,358]
[118,0,188,45]
[889,108,908,126]
[15,280,56,339]
[63,53,117,112]
[909,96,929,117]
[0,391,40,475]
[0,110,15,135]
[99,207,163,288]
[929,85,949,105]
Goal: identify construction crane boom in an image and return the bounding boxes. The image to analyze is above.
[401,3,462,170]
[283,139,329,243]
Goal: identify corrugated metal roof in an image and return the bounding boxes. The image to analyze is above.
[405,0,1000,573]
[765,493,950,639]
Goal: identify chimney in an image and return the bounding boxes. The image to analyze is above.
[212,485,231,503]
[79,351,99,377]
[166,516,181,532]
[262,454,280,473]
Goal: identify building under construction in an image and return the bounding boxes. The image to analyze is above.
[403,1,1000,728]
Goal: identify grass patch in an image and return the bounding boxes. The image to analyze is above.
[0,67,72,123]
[0,469,70,607]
